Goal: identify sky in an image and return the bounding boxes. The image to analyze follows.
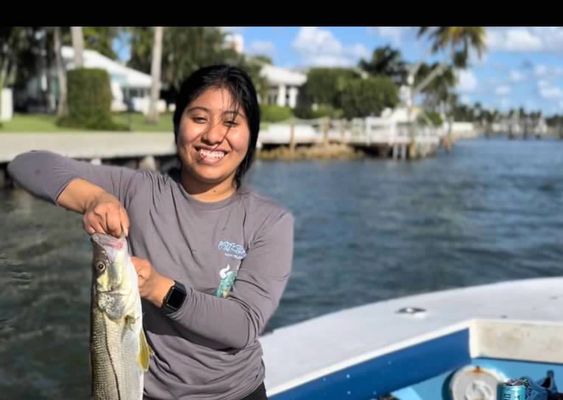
[117,27,563,117]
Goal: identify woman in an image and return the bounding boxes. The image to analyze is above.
[8,65,294,400]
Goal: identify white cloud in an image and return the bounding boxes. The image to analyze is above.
[457,70,478,93]
[292,27,370,67]
[248,41,275,57]
[538,79,550,89]
[349,43,370,60]
[460,95,471,104]
[509,70,525,82]
[369,27,411,45]
[538,80,563,100]
[487,27,563,52]
[293,27,341,55]
[221,27,245,33]
[539,84,563,99]
[534,65,548,77]
[529,64,563,78]
[495,85,511,96]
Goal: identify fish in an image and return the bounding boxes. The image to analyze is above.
[90,233,151,400]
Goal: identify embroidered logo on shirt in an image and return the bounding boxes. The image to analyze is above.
[218,240,247,260]
[215,241,246,298]
[215,264,238,298]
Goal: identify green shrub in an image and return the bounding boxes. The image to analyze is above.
[57,68,128,130]
[260,105,293,122]
[339,76,399,119]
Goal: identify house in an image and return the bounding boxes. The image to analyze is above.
[259,64,306,108]
[15,44,307,115]
[61,46,168,114]
[16,46,166,115]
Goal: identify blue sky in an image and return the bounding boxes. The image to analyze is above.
[118,27,563,116]
[226,27,563,117]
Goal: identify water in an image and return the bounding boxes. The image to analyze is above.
[1,137,563,397]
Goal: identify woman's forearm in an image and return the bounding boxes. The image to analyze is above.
[57,178,107,213]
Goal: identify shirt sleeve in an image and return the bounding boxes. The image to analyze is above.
[166,211,294,350]
[7,150,140,205]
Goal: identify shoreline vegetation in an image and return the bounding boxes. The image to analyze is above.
[257,143,364,161]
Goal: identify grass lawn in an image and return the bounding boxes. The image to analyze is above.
[1,113,272,133]
[0,113,174,133]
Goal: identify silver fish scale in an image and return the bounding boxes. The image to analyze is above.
[91,302,143,400]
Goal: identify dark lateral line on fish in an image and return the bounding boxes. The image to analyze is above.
[104,316,123,400]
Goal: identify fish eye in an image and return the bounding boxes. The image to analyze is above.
[95,261,106,272]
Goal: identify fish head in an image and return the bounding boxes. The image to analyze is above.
[91,233,137,319]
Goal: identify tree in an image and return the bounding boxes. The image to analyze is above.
[298,68,360,109]
[418,27,486,69]
[130,27,240,91]
[2,27,52,113]
[339,76,399,119]
[53,27,68,117]
[359,45,408,85]
[413,27,486,98]
[414,62,456,111]
[415,27,487,138]
[147,27,164,124]
[82,27,120,59]
[70,27,84,68]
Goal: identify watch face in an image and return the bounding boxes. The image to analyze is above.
[167,287,186,309]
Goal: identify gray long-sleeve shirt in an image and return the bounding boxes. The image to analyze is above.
[7,151,294,400]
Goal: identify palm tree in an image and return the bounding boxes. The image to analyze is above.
[359,45,408,85]
[418,27,486,68]
[53,27,68,117]
[147,27,164,124]
[70,27,84,68]
[414,62,456,111]
[414,27,486,94]
[416,27,486,139]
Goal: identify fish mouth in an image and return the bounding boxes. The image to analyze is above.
[91,233,125,250]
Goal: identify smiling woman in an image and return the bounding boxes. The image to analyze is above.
[176,87,250,201]
[7,64,294,400]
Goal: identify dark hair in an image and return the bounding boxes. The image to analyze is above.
[173,64,260,188]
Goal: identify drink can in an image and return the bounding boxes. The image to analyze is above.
[500,379,527,400]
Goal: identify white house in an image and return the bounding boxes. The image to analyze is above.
[19,47,166,115]
[18,45,307,115]
[61,47,166,114]
[260,64,306,108]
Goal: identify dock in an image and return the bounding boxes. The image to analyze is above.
[0,132,176,188]
[0,117,453,188]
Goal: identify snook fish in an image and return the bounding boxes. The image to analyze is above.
[90,233,151,400]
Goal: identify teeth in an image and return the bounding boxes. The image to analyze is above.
[199,149,225,159]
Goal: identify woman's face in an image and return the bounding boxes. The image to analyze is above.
[176,86,250,191]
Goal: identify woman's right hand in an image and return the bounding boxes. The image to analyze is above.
[83,191,130,238]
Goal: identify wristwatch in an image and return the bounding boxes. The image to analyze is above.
[161,281,187,315]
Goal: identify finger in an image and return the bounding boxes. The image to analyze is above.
[90,207,111,234]
[105,209,123,238]
[119,208,130,237]
[130,257,144,274]
[83,223,96,235]
[84,214,106,235]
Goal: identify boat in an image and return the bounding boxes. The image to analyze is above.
[261,277,563,399]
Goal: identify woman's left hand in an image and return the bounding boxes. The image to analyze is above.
[131,256,175,308]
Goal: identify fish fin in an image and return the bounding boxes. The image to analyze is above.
[138,328,152,371]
